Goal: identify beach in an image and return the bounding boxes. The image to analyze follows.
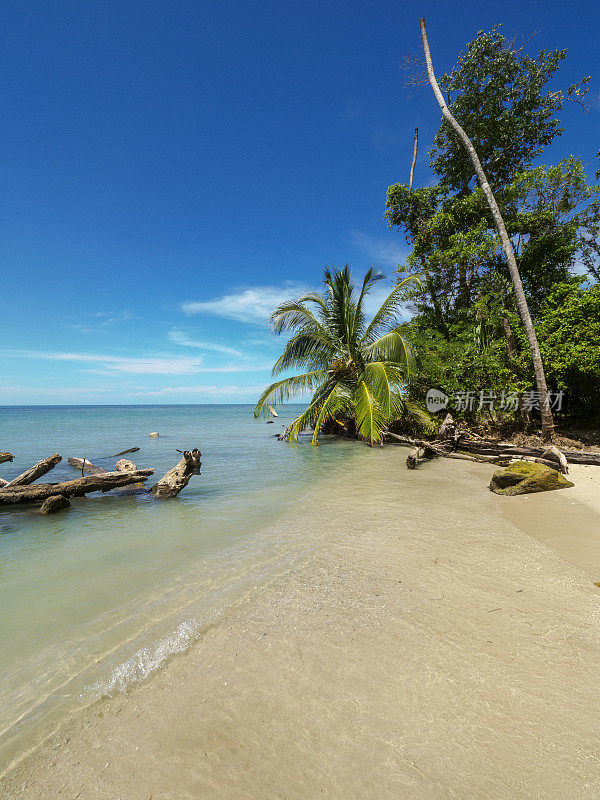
[3,448,600,800]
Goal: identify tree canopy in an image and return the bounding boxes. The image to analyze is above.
[386,25,599,427]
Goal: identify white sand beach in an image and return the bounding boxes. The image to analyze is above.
[3,451,600,800]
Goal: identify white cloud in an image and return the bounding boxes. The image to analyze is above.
[6,351,204,375]
[167,329,242,356]
[181,283,310,323]
[0,349,272,375]
[124,384,267,398]
[0,383,269,404]
[350,230,410,268]
[68,310,139,334]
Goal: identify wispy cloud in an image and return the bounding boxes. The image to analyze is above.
[0,383,269,404]
[167,329,242,356]
[1,350,205,375]
[0,349,272,375]
[68,310,139,334]
[350,230,409,267]
[124,384,267,398]
[181,283,310,323]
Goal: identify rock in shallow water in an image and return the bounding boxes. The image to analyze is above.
[490,460,574,496]
[40,495,71,515]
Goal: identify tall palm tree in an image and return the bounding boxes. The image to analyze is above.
[254,266,425,446]
[419,18,555,440]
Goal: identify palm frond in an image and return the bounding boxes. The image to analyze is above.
[295,291,329,316]
[253,370,328,418]
[353,380,387,446]
[270,301,326,336]
[351,267,385,343]
[324,264,357,349]
[285,380,338,442]
[271,332,336,376]
[361,275,422,344]
[364,329,412,375]
[309,383,349,445]
[362,361,408,418]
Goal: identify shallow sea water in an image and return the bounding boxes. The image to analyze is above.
[0,404,359,770]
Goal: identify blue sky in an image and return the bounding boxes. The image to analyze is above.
[1,0,598,404]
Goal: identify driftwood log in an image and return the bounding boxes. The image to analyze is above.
[0,453,14,464]
[150,449,202,498]
[5,453,62,487]
[110,447,140,457]
[384,415,595,474]
[458,440,600,466]
[68,457,107,475]
[0,478,8,488]
[0,469,154,506]
[116,459,137,472]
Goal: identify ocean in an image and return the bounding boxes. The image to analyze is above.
[0,404,359,773]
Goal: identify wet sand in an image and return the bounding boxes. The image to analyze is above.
[3,451,600,800]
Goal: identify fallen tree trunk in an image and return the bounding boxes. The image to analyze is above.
[67,457,107,475]
[0,453,14,464]
[110,447,140,457]
[0,469,154,506]
[4,453,62,487]
[0,478,8,488]
[457,440,599,466]
[150,449,202,498]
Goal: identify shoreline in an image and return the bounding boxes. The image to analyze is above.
[3,451,600,799]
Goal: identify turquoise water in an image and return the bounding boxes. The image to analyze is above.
[0,405,357,771]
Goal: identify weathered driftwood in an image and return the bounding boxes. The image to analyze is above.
[115,459,137,473]
[150,449,201,498]
[542,445,569,475]
[0,477,8,487]
[110,447,140,457]
[457,439,600,465]
[67,457,107,475]
[0,469,154,506]
[0,453,14,464]
[406,446,427,469]
[4,453,62,487]
[437,413,457,441]
[510,455,566,473]
[40,495,70,515]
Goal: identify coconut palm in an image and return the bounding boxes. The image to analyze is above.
[254,265,427,445]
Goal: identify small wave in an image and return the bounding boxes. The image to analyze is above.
[91,618,201,696]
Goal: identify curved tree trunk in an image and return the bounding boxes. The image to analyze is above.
[419,18,555,441]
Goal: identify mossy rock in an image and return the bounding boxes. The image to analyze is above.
[490,460,574,496]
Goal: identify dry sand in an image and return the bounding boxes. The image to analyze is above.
[2,451,600,800]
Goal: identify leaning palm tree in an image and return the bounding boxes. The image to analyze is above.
[254,266,427,445]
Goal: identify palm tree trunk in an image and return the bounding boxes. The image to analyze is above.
[409,127,418,190]
[419,18,554,440]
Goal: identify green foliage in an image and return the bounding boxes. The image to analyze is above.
[516,281,600,419]
[431,26,569,191]
[254,266,437,445]
[385,25,599,428]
